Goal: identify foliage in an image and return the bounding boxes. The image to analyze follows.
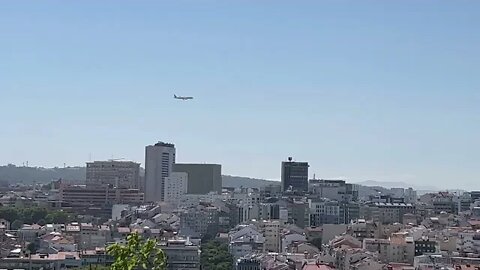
[200,239,233,270]
[107,232,166,270]
[308,237,323,250]
[45,210,72,224]
[37,218,46,226]
[0,206,73,225]
[27,241,39,254]
[11,219,23,230]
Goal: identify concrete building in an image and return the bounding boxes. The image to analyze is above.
[179,205,219,238]
[236,258,260,270]
[363,232,415,264]
[145,142,176,202]
[281,158,309,192]
[261,220,281,252]
[404,188,417,204]
[346,219,378,241]
[164,172,188,203]
[173,163,222,194]
[159,238,201,270]
[258,203,280,221]
[86,160,140,189]
[309,179,358,202]
[59,185,144,216]
[309,198,342,226]
[365,202,415,224]
[229,224,265,259]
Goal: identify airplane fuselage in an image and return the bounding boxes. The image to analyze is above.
[174,94,193,100]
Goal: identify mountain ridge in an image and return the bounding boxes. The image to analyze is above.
[0,165,444,194]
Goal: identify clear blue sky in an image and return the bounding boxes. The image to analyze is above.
[1,1,479,189]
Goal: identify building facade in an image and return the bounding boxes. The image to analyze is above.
[173,163,222,195]
[281,158,309,192]
[159,238,201,270]
[59,185,144,216]
[164,172,188,203]
[86,160,140,189]
[145,142,176,202]
[308,179,358,202]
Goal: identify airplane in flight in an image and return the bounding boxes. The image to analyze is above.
[174,94,194,100]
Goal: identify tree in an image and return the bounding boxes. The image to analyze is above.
[11,219,23,230]
[45,211,71,224]
[200,239,233,270]
[308,237,323,250]
[107,232,166,270]
[0,207,19,222]
[27,242,38,254]
[0,206,75,226]
[37,218,47,226]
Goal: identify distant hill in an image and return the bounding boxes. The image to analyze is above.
[0,165,281,188]
[354,180,438,192]
[0,165,448,196]
[0,164,85,184]
[222,175,279,188]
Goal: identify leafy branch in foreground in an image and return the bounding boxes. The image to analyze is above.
[107,232,166,270]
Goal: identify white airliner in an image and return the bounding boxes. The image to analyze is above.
[174,94,194,100]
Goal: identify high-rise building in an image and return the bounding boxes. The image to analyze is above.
[173,164,222,194]
[281,157,308,192]
[145,142,176,202]
[164,172,188,203]
[86,160,140,189]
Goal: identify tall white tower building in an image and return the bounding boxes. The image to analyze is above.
[145,142,176,202]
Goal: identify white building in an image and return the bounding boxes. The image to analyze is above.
[145,142,176,202]
[164,172,188,203]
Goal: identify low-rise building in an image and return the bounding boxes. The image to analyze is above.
[260,220,281,252]
[159,238,201,270]
[228,224,265,259]
[363,232,415,264]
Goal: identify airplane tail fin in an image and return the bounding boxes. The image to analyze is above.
[174,94,177,98]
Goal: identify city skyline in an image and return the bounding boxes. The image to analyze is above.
[1,1,480,190]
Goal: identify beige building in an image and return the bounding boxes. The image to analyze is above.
[363,232,415,264]
[261,220,281,252]
[60,184,144,215]
[86,160,140,189]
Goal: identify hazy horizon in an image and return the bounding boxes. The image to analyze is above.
[1,1,479,190]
